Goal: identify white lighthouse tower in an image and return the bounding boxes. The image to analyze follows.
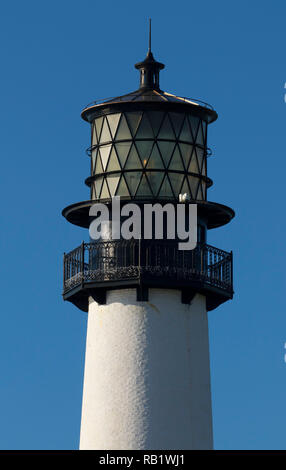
[62,39,234,450]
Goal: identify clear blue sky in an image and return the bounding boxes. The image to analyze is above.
[0,0,285,450]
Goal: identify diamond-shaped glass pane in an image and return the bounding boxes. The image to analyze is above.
[196,182,203,200]
[115,114,132,140]
[157,114,175,139]
[100,179,110,199]
[196,121,204,145]
[125,144,142,169]
[201,158,206,176]
[106,174,120,196]
[94,177,103,199]
[136,174,152,197]
[95,117,103,142]
[147,144,164,169]
[99,145,112,171]
[124,172,141,196]
[201,181,207,200]
[169,173,184,196]
[169,112,185,138]
[147,111,164,137]
[91,183,95,200]
[147,171,165,196]
[158,141,175,168]
[91,149,97,173]
[115,142,132,168]
[106,147,121,172]
[136,141,153,166]
[115,175,130,197]
[188,115,199,142]
[92,126,98,146]
[179,143,193,170]
[196,147,204,172]
[107,113,121,139]
[202,120,207,141]
[180,177,190,197]
[179,116,192,142]
[168,145,184,171]
[188,176,199,199]
[126,111,142,137]
[135,113,153,138]
[100,117,112,143]
[188,149,199,174]
[158,175,174,198]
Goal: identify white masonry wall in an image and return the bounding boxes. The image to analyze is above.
[79,288,213,450]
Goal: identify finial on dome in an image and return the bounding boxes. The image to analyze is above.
[134,19,165,90]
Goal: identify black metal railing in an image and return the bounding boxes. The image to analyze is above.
[63,240,233,295]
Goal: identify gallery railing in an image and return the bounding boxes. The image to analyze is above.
[63,240,233,295]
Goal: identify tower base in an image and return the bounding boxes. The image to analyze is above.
[79,288,213,450]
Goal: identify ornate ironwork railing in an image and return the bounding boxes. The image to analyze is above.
[63,240,233,295]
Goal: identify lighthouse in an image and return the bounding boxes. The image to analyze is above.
[62,34,234,450]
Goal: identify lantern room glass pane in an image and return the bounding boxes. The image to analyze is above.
[100,118,112,143]
[196,122,204,145]
[100,179,110,199]
[125,144,142,169]
[125,172,141,196]
[179,143,193,170]
[115,114,132,140]
[189,115,199,141]
[115,175,130,197]
[201,181,206,200]
[202,121,207,141]
[136,141,153,166]
[196,147,204,172]
[125,111,142,137]
[95,116,103,141]
[169,173,184,196]
[168,145,184,171]
[158,141,175,168]
[196,183,203,200]
[95,152,104,175]
[201,158,206,176]
[169,112,185,138]
[180,177,190,197]
[115,142,132,168]
[179,117,192,143]
[147,171,165,196]
[159,175,174,198]
[106,147,121,171]
[147,111,164,137]
[136,174,152,197]
[92,126,98,146]
[157,114,175,139]
[99,145,112,171]
[147,144,164,169]
[94,177,103,199]
[136,113,153,138]
[107,113,121,139]
[91,149,97,174]
[188,149,199,174]
[91,184,95,200]
[188,176,199,199]
[106,174,120,196]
